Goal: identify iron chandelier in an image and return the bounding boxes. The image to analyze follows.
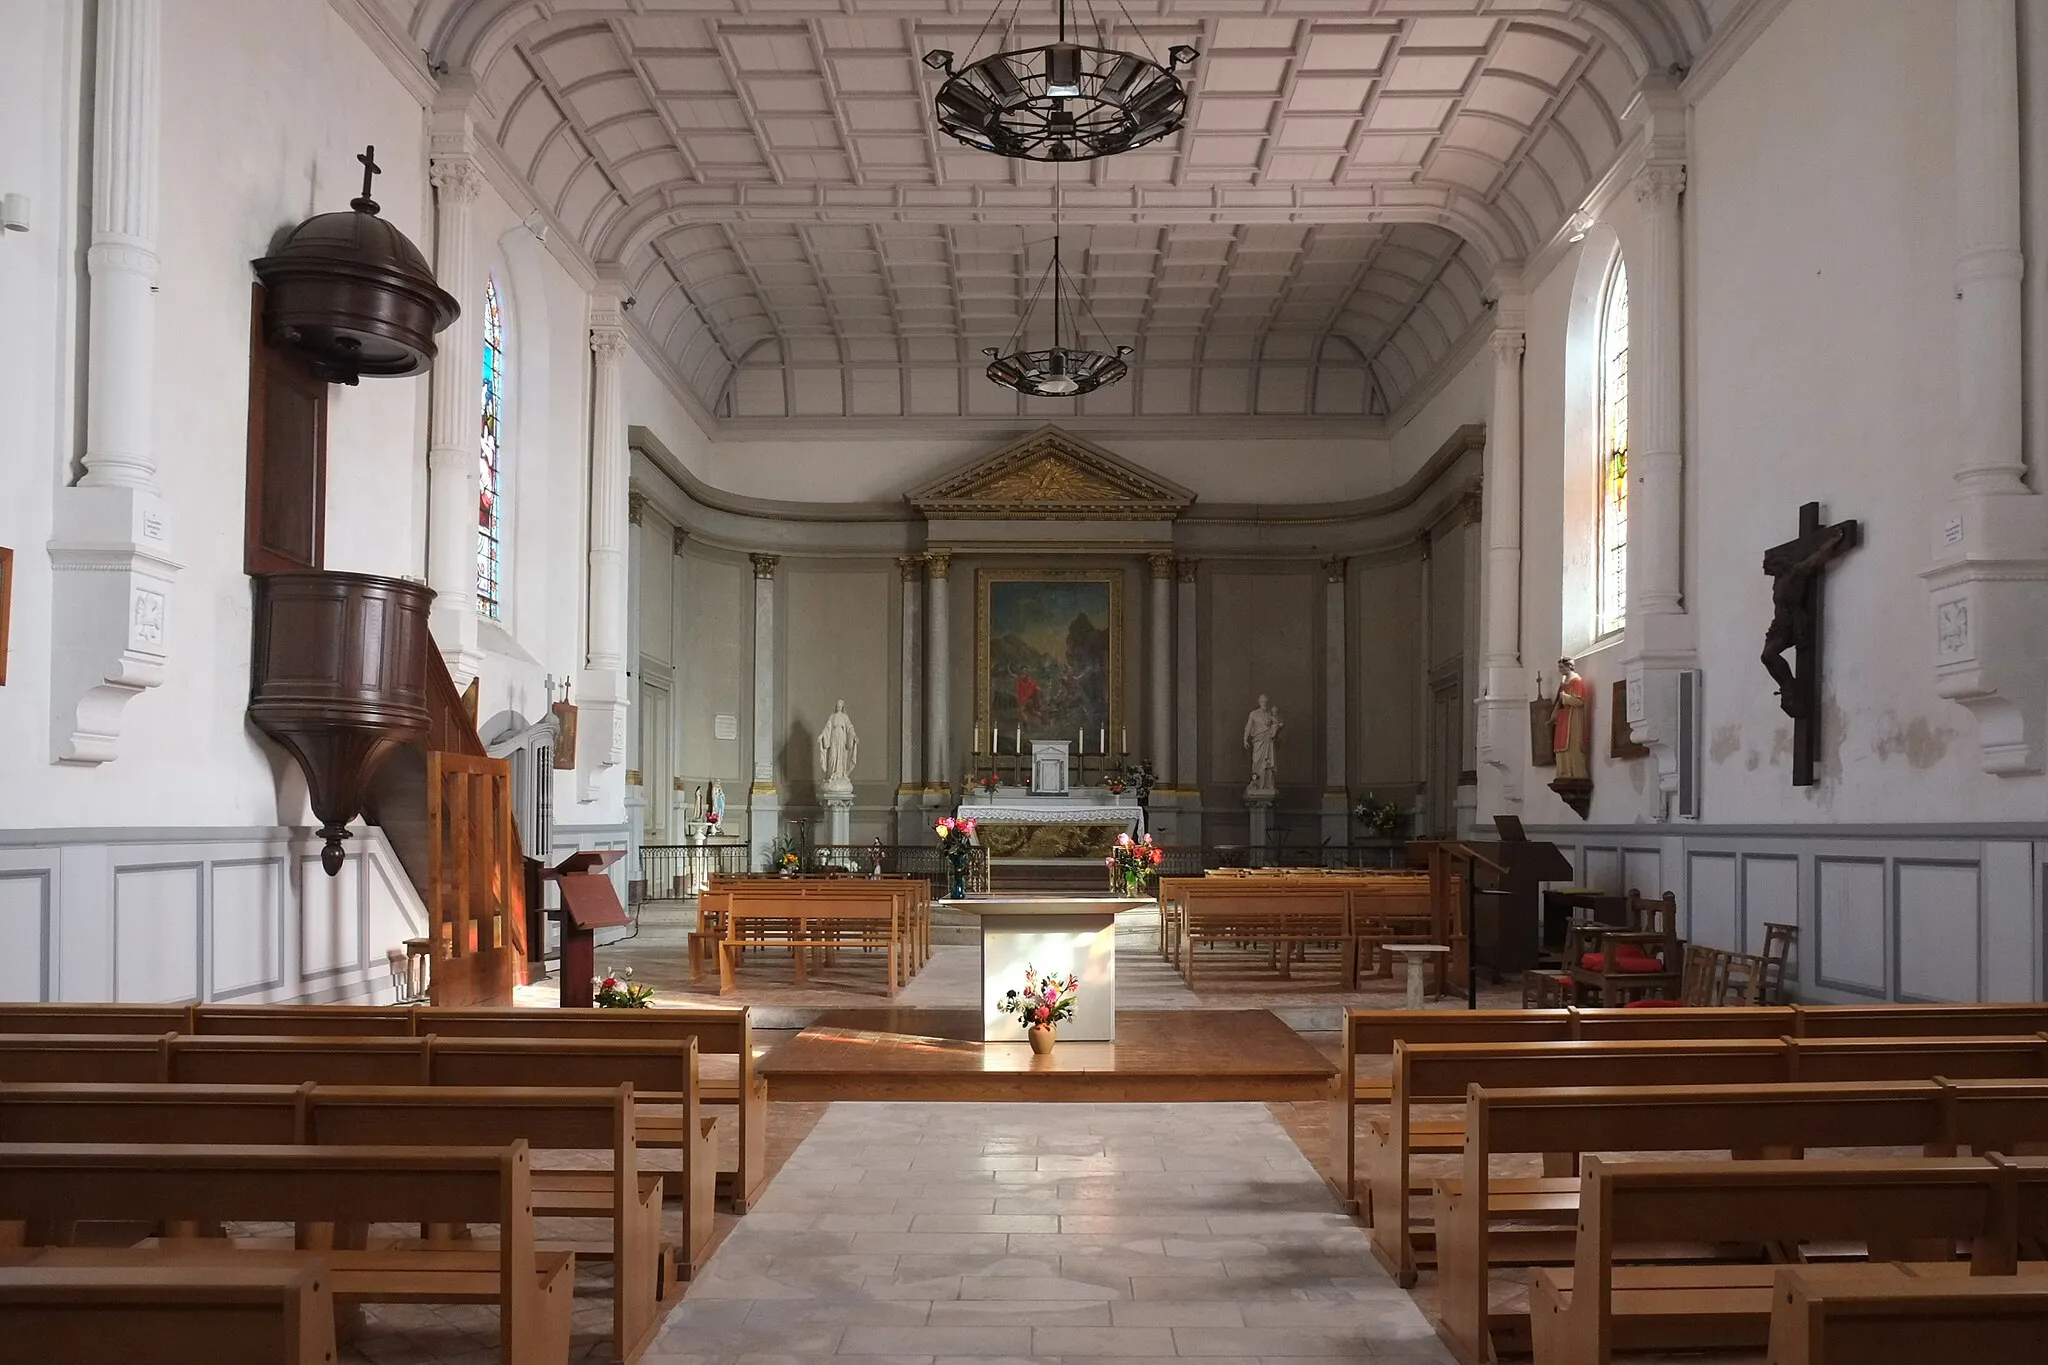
[983,230,1132,397]
[923,0,1198,162]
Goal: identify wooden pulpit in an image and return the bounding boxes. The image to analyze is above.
[540,849,628,1008]
[1478,816,1574,976]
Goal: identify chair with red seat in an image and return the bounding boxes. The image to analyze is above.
[1565,890,1684,1005]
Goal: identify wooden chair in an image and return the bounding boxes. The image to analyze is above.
[0,1141,575,1365]
[1759,920,1798,1003]
[1766,1265,2048,1365]
[1720,950,1768,1005]
[0,1264,338,1365]
[1565,892,1684,1005]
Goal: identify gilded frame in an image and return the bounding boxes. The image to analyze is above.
[974,567,1123,751]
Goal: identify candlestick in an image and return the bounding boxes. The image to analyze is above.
[1077,727,1083,753]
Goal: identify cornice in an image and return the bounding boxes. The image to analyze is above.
[1679,0,1797,105]
[326,0,438,106]
[708,412,1391,443]
[1186,424,1485,529]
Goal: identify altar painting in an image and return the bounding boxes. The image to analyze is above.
[976,569,1121,747]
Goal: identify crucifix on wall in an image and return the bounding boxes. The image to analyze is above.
[1761,501,1859,787]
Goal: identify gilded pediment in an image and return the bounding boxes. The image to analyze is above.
[906,426,1195,520]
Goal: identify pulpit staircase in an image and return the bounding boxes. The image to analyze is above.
[363,649,528,1005]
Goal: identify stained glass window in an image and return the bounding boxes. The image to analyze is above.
[1596,256,1629,638]
[477,275,505,619]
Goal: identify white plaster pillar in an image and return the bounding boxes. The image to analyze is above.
[424,118,486,687]
[1476,284,1528,815]
[896,556,924,833]
[1922,0,2048,774]
[924,550,952,798]
[1147,554,1174,783]
[577,296,631,801]
[670,527,692,836]
[1458,494,1484,838]
[749,553,781,868]
[1618,77,1696,804]
[623,494,647,881]
[1321,557,1350,842]
[50,0,182,764]
[1174,558,1201,843]
[1415,533,1434,832]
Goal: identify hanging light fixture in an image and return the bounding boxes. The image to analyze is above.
[923,0,1198,162]
[983,199,1133,397]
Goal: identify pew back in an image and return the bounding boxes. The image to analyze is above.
[0,1264,338,1365]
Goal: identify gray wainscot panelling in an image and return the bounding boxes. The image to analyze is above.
[0,827,427,1005]
[1528,823,2048,1005]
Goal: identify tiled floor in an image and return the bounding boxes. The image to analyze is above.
[650,1100,1457,1364]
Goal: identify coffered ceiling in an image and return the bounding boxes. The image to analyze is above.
[372,1,1738,425]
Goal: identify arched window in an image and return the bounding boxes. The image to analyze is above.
[477,275,506,619]
[1595,256,1629,638]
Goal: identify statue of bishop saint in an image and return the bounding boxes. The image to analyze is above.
[1243,695,1282,798]
[818,700,859,797]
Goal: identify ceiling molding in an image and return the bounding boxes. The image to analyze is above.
[1186,423,1483,528]
[707,413,1390,443]
[1679,0,1796,104]
[327,0,438,107]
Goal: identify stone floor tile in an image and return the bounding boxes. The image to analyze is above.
[1028,1325,1177,1356]
[1106,1301,1247,1328]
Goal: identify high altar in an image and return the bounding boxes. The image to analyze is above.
[959,740,1145,861]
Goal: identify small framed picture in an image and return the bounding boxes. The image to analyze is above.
[0,545,12,686]
[1610,679,1650,759]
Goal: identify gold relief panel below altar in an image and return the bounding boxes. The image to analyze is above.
[979,821,1129,859]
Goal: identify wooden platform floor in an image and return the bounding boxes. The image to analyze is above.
[757,1007,1339,1102]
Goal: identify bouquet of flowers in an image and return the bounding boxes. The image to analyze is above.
[977,771,1001,795]
[766,834,801,874]
[934,815,978,864]
[594,967,654,1008]
[1352,794,1405,838]
[996,965,1078,1033]
[702,807,720,827]
[1107,830,1164,896]
[1103,771,1129,794]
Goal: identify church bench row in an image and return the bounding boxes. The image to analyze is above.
[0,1263,339,1365]
[1361,1033,2048,1286]
[1527,1154,2048,1365]
[1433,1076,2048,1363]
[1767,1263,2048,1365]
[0,1031,716,1290]
[1332,1002,2048,1211]
[0,1140,574,1365]
[0,1081,683,1363]
[693,878,932,996]
[1155,873,1444,990]
[0,1002,768,1211]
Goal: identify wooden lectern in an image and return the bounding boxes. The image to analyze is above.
[539,849,628,1008]
[1477,816,1573,977]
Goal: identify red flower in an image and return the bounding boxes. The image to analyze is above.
[601,976,618,989]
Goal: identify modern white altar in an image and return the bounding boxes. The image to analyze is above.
[956,896,1149,1042]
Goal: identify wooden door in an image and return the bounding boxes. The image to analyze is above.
[425,751,526,1005]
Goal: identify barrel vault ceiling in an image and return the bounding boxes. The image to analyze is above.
[372,1,1742,426]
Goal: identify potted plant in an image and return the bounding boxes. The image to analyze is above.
[1353,794,1405,840]
[934,815,977,899]
[997,966,1078,1054]
[1106,831,1164,896]
[766,834,801,875]
[594,967,654,1008]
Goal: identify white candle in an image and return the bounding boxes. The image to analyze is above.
[973,726,981,754]
[1077,727,1083,753]
[1122,728,1127,754]
[1099,728,1105,755]
[1015,725,1021,753]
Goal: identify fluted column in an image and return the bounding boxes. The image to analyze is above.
[670,528,692,836]
[1147,554,1174,783]
[1922,0,2048,774]
[898,557,923,789]
[576,295,631,801]
[924,551,952,796]
[425,143,486,685]
[1321,557,1350,842]
[50,0,182,764]
[1477,282,1528,812]
[749,554,781,868]
[1173,559,1200,842]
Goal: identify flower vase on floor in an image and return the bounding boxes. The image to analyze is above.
[1028,1025,1056,1055]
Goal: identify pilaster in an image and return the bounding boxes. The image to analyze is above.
[424,91,486,686]
[1321,556,1351,843]
[749,553,780,868]
[896,555,926,835]
[1148,553,1174,785]
[1921,0,2048,774]
[1476,277,1528,816]
[577,289,631,801]
[1173,557,1201,844]
[923,550,952,802]
[52,0,180,765]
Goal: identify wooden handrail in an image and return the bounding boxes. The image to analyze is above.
[1437,840,1507,877]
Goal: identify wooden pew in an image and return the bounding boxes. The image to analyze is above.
[0,1033,172,1082]
[1527,1157,2013,1365]
[698,876,930,982]
[422,1005,768,1212]
[193,1004,415,1036]
[1766,1264,2048,1365]
[1433,1080,1954,1364]
[0,1082,304,1145]
[0,1005,194,1034]
[1365,1033,2048,1285]
[0,1141,574,1365]
[0,1263,338,1365]
[305,1085,679,1362]
[1170,878,1356,988]
[713,888,904,996]
[169,1036,430,1086]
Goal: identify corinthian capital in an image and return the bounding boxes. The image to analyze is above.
[1632,163,1687,213]
[589,326,629,362]
[429,155,485,204]
[1489,329,1526,364]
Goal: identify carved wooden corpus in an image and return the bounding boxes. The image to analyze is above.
[250,571,435,874]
